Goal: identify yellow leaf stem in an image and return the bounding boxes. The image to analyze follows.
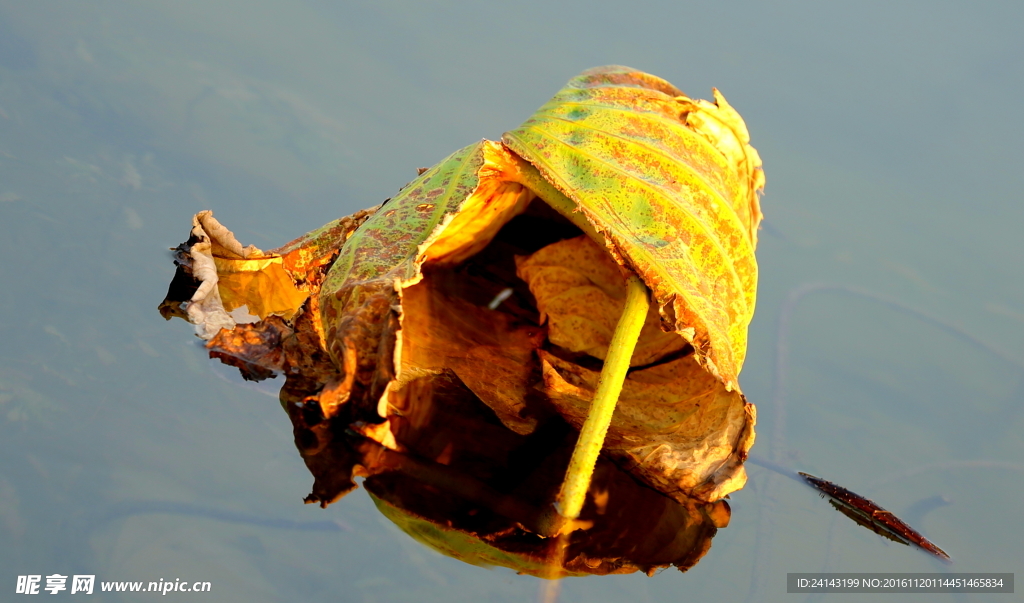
[557,274,650,521]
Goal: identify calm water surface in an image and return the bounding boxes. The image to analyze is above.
[2,2,1022,601]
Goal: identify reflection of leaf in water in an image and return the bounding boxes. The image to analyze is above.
[302,387,729,578]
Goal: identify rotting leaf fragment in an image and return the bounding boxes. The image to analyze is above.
[800,472,951,562]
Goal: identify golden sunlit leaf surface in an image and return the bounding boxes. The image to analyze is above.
[504,66,764,389]
[213,257,309,320]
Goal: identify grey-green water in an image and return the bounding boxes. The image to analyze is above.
[2,1,1022,601]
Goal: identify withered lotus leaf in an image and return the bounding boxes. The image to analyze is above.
[161,65,765,573]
